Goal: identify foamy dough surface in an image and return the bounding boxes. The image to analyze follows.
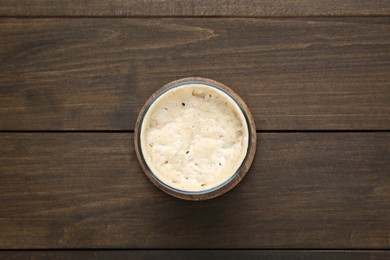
[140,84,249,192]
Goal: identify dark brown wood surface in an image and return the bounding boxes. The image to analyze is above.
[1,18,389,131]
[0,133,389,249]
[1,0,390,257]
[1,0,390,17]
[0,250,389,259]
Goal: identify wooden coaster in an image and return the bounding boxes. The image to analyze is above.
[134,77,256,200]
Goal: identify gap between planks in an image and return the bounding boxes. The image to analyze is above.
[0,130,388,134]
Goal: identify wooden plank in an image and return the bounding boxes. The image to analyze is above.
[0,18,389,131]
[0,250,389,259]
[0,0,390,17]
[0,133,389,249]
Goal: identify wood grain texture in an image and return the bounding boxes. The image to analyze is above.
[0,0,390,17]
[1,18,389,131]
[0,250,389,260]
[0,133,389,249]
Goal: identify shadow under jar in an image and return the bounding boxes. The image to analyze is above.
[135,77,256,200]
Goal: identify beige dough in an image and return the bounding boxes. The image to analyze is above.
[140,83,249,192]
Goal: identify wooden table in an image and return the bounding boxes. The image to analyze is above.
[1,1,390,259]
